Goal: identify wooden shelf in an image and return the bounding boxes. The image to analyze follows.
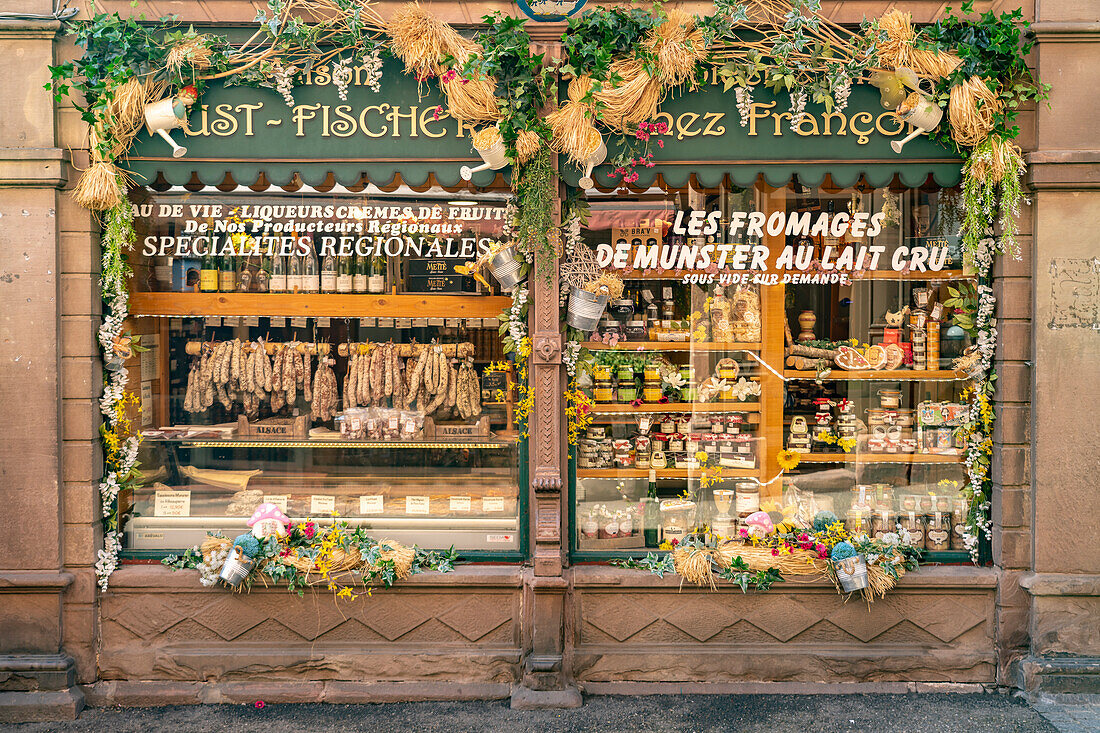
[846,269,977,282]
[586,342,762,352]
[576,468,758,480]
[795,452,964,464]
[129,292,511,319]
[589,403,760,414]
[784,369,968,381]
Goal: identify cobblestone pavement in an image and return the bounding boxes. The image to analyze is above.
[1030,696,1100,733]
[3,692,1068,732]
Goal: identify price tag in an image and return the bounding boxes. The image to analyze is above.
[484,318,499,328]
[467,318,482,329]
[310,495,336,514]
[482,497,506,513]
[359,495,384,514]
[140,381,153,427]
[428,317,445,327]
[638,416,652,433]
[445,318,461,328]
[290,317,308,328]
[204,317,221,327]
[270,317,286,328]
[316,317,330,328]
[412,318,428,328]
[394,318,412,329]
[264,494,289,512]
[140,347,157,382]
[169,318,183,330]
[405,496,430,515]
[223,316,241,327]
[154,490,191,517]
[377,318,394,328]
[244,316,260,327]
[360,318,375,328]
[449,496,472,512]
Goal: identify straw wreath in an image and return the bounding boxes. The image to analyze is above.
[717,541,829,576]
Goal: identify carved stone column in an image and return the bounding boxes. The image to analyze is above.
[511,25,580,709]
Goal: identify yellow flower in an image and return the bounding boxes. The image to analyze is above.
[776,449,801,471]
[694,450,708,465]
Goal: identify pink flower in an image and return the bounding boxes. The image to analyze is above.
[771,548,779,556]
[432,105,443,121]
[254,700,265,709]
[655,122,668,133]
[300,522,316,539]
[740,528,749,538]
[657,139,664,148]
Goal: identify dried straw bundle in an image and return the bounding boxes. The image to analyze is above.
[966,135,1023,185]
[442,76,500,123]
[645,9,709,88]
[876,10,961,80]
[717,541,829,576]
[547,76,599,163]
[73,160,125,211]
[375,539,416,580]
[948,76,1001,147]
[165,35,213,76]
[104,78,150,153]
[388,2,477,78]
[582,272,625,299]
[201,535,231,559]
[592,58,664,131]
[514,129,542,164]
[471,126,503,151]
[672,544,719,589]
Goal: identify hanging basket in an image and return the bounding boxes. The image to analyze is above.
[566,286,609,331]
[486,246,525,291]
[833,554,869,592]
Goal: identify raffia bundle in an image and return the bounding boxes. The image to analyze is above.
[672,544,720,588]
[948,76,1002,147]
[717,541,829,576]
[165,35,213,77]
[876,10,961,80]
[645,9,709,88]
[592,58,664,131]
[966,135,1023,185]
[376,539,416,581]
[471,126,503,151]
[514,129,542,164]
[547,75,599,164]
[388,2,499,123]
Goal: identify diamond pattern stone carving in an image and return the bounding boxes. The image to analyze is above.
[194,596,273,640]
[438,596,512,641]
[828,598,904,642]
[110,598,185,639]
[742,597,821,642]
[663,598,734,642]
[359,597,432,641]
[584,596,660,642]
[905,596,985,642]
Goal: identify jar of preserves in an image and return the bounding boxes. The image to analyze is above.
[594,379,614,403]
[734,482,760,515]
[899,511,926,549]
[845,508,872,537]
[926,511,952,550]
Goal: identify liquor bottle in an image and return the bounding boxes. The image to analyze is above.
[287,252,302,293]
[320,248,337,293]
[644,469,660,548]
[303,245,320,293]
[336,251,353,293]
[237,253,254,292]
[269,254,285,293]
[368,254,387,294]
[255,254,271,293]
[219,246,236,293]
[352,252,367,293]
[199,247,219,293]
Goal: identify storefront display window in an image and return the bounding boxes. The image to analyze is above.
[121,185,525,556]
[571,179,975,560]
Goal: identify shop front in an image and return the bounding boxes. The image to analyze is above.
[4,0,1097,719]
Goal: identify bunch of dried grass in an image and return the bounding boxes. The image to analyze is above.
[165,35,214,77]
[471,126,503,151]
[442,76,500,123]
[388,2,477,77]
[645,9,709,88]
[547,76,599,163]
[374,539,416,580]
[672,544,719,589]
[876,10,961,80]
[514,129,542,164]
[592,58,663,131]
[73,160,125,211]
[582,272,625,299]
[948,76,1001,147]
[966,135,1023,185]
[717,541,829,576]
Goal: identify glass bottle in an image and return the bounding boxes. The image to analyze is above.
[199,247,219,292]
[287,252,302,293]
[304,246,320,293]
[336,251,353,293]
[219,246,236,293]
[256,254,272,293]
[368,254,387,294]
[352,252,367,293]
[237,254,254,292]
[320,248,337,293]
[269,253,285,293]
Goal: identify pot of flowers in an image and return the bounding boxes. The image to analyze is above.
[830,540,869,592]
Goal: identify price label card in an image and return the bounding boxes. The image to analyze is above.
[484,318,499,328]
[154,490,191,517]
[466,319,482,329]
[169,318,183,330]
[310,495,336,514]
[449,496,472,512]
[428,317,445,327]
[359,495,384,514]
[405,496,430,515]
[244,316,260,327]
[444,318,461,328]
[290,317,308,328]
[204,317,221,327]
[222,316,241,327]
[140,381,153,427]
[264,494,289,512]
[316,317,331,328]
[270,317,287,328]
[360,318,375,328]
[394,318,412,329]
[377,318,394,328]
[638,416,652,433]
[482,497,506,513]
